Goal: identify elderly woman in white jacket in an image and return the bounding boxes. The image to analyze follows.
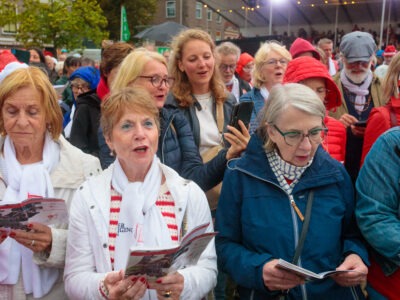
[0,66,101,299]
[64,87,217,300]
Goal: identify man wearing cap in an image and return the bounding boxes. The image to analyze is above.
[375,45,397,79]
[330,31,384,184]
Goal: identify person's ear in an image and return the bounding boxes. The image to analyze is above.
[178,60,184,72]
[266,123,278,143]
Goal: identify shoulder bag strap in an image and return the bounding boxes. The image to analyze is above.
[292,190,314,265]
[215,100,224,134]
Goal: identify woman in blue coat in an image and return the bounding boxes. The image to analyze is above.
[216,83,368,299]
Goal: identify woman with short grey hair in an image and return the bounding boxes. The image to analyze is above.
[216,83,368,299]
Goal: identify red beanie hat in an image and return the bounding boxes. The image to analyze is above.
[0,50,18,72]
[283,56,341,110]
[289,38,320,60]
[236,52,254,78]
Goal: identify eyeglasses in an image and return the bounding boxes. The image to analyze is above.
[242,65,254,72]
[138,75,175,88]
[315,87,330,95]
[71,83,90,92]
[219,64,237,71]
[264,58,288,66]
[273,124,328,147]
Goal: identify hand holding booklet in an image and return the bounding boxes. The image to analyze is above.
[125,222,216,280]
[0,197,68,231]
[276,259,365,281]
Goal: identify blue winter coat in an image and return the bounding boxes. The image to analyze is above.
[215,133,368,300]
[356,127,400,276]
[239,87,264,135]
[97,106,225,191]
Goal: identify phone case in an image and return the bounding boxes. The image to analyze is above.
[229,101,254,131]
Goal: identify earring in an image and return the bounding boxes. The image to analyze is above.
[109,149,116,157]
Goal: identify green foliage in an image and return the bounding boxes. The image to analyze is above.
[98,0,157,41]
[0,0,109,49]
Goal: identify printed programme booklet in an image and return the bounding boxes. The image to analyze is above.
[0,197,68,231]
[125,222,216,280]
[276,259,365,281]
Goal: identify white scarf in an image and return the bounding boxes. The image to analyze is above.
[328,58,336,76]
[260,86,270,101]
[340,70,373,113]
[0,133,60,298]
[226,76,240,102]
[111,155,172,272]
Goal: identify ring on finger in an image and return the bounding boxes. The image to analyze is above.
[30,240,35,246]
[163,290,172,298]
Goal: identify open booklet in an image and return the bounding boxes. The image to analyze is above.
[125,222,216,280]
[276,259,365,281]
[0,197,68,231]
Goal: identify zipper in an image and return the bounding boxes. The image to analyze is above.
[234,166,308,299]
[161,114,175,164]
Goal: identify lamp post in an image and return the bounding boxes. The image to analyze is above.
[269,0,273,35]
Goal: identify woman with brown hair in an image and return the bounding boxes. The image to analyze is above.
[167,29,249,199]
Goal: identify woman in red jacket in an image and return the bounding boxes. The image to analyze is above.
[361,52,400,166]
[284,56,346,163]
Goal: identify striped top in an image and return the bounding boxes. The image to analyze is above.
[108,182,178,269]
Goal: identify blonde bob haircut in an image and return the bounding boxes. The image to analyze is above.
[111,48,167,92]
[0,66,63,139]
[382,52,400,100]
[257,83,325,152]
[169,28,226,108]
[101,87,160,141]
[253,41,292,89]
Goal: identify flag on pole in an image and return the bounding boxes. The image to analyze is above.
[121,5,130,42]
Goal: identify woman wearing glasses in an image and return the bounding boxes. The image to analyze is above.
[216,83,368,299]
[239,41,292,134]
[284,56,347,163]
[99,48,229,192]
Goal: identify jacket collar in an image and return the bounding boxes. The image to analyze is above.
[230,134,345,191]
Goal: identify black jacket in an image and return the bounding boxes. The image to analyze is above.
[69,90,101,157]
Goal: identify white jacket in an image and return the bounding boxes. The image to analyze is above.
[0,135,101,299]
[64,162,217,300]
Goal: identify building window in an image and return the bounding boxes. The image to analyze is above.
[2,23,17,34]
[196,2,202,19]
[166,1,176,18]
[207,9,212,21]
[216,14,222,23]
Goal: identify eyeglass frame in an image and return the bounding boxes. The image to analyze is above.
[219,63,237,71]
[137,75,175,88]
[272,124,328,147]
[70,83,90,92]
[264,58,289,67]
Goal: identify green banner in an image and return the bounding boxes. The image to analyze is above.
[121,6,130,42]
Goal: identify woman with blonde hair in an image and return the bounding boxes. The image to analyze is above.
[98,48,231,192]
[0,66,101,299]
[240,41,292,134]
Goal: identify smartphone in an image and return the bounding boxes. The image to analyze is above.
[229,101,254,131]
[354,120,367,127]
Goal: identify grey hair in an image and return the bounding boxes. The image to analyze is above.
[257,83,326,151]
[215,41,241,61]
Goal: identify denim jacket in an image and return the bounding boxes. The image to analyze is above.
[356,127,400,275]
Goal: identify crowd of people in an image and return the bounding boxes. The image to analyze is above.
[0,26,399,300]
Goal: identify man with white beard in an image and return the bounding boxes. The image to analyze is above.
[331,31,384,184]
